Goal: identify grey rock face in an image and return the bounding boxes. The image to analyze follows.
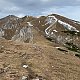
[12,26,33,43]
[20,26,33,43]
[0,28,4,38]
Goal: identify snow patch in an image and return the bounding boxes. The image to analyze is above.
[48,16,57,21]
[55,47,60,49]
[77,22,80,24]
[45,16,57,35]
[23,65,28,68]
[51,32,54,35]
[72,20,80,24]
[39,21,40,23]
[27,22,33,26]
[53,30,58,32]
[58,20,79,32]
[45,16,57,25]
[45,15,79,37]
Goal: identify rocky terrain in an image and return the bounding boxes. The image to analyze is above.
[0,14,80,80]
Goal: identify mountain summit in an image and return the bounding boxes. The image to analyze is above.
[0,14,80,80]
[0,14,80,46]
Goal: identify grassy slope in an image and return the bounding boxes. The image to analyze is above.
[0,39,80,80]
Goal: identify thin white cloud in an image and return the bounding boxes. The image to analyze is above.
[4,6,20,12]
[41,6,80,21]
[17,14,25,18]
[0,0,80,21]
[41,7,58,15]
[76,0,80,1]
[40,0,51,2]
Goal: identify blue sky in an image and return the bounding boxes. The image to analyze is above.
[0,0,80,21]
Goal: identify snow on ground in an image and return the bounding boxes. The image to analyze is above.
[53,30,58,32]
[45,15,79,36]
[72,20,80,24]
[51,32,54,35]
[45,16,57,35]
[48,16,57,21]
[27,22,33,26]
[39,21,40,23]
[55,47,60,49]
[76,22,80,24]
[58,20,79,32]
[45,16,57,25]
[23,65,28,68]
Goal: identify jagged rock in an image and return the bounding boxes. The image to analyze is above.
[0,28,4,38]
[19,26,33,43]
[0,14,80,46]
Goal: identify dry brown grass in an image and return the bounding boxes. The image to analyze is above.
[0,39,80,80]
